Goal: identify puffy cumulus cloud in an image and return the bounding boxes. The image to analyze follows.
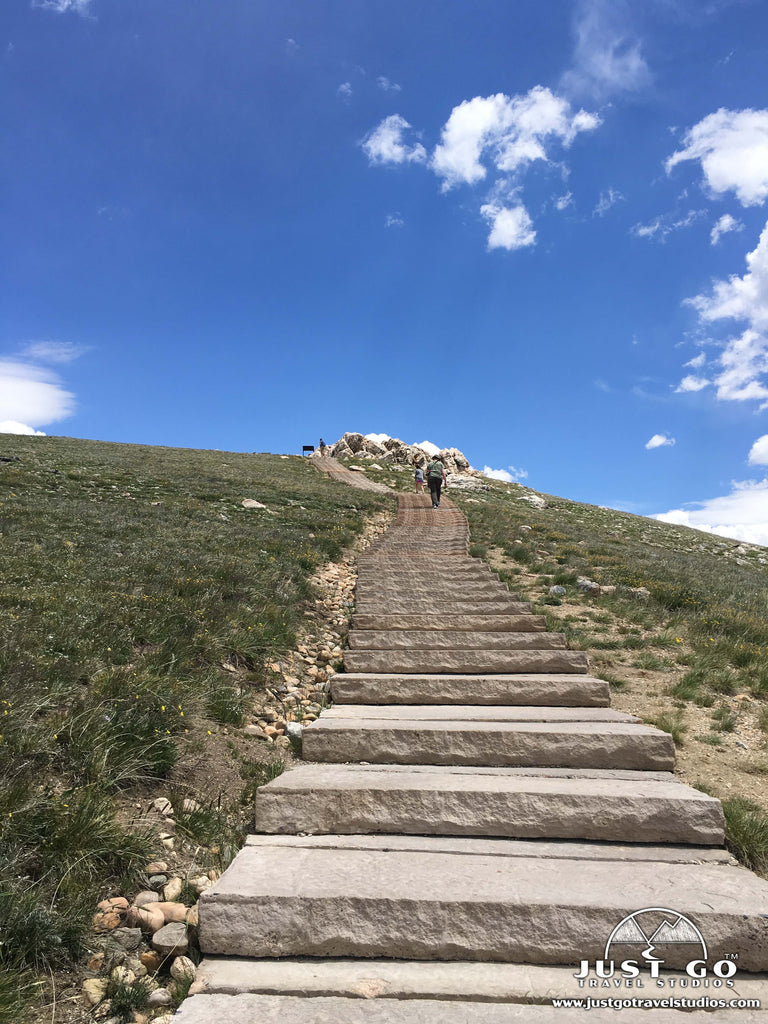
[684,221,768,404]
[748,434,768,465]
[431,87,599,192]
[362,115,427,166]
[0,360,75,429]
[654,478,768,546]
[415,440,441,456]
[483,465,528,482]
[675,374,710,393]
[710,213,743,246]
[666,108,768,207]
[561,0,651,100]
[365,432,390,445]
[0,420,46,435]
[645,433,675,449]
[481,203,536,251]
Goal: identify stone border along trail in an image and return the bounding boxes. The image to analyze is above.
[179,490,768,1022]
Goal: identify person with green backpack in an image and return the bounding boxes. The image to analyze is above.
[426,455,447,509]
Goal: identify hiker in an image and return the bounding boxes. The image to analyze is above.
[414,464,425,493]
[426,455,447,509]
[318,438,326,456]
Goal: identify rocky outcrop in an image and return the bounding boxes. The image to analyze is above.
[327,434,482,480]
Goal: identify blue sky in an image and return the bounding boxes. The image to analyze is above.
[2,0,768,542]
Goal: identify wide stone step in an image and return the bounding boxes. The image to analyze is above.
[321,705,637,722]
[331,673,608,706]
[343,649,589,674]
[357,584,513,600]
[354,599,529,615]
[302,717,675,769]
[351,613,541,631]
[254,763,724,844]
[348,631,565,650]
[198,834,768,970]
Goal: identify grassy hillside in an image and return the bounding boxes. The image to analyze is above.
[0,435,388,1021]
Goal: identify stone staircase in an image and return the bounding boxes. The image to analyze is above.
[179,494,768,1021]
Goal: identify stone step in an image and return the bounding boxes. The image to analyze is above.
[351,613,540,631]
[302,717,675,770]
[343,649,589,674]
[331,673,608,706]
[348,631,565,650]
[180,957,768,1022]
[176,993,766,1023]
[198,835,768,970]
[354,599,528,615]
[321,705,638,722]
[357,586,514,601]
[254,763,724,844]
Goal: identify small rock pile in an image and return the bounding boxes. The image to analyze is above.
[325,432,482,478]
[84,851,211,1023]
[244,509,394,742]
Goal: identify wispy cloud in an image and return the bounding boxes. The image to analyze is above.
[555,192,573,211]
[385,212,404,228]
[675,374,710,393]
[285,38,300,56]
[594,187,624,216]
[361,115,426,166]
[561,0,651,101]
[710,212,743,245]
[337,82,353,102]
[377,76,401,93]
[483,464,528,482]
[21,341,87,363]
[666,108,768,207]
[631,209,705,242]
[32,0,92,13]
[645,433,675,449]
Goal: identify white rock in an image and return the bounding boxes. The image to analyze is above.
[241,498,267,509]
[170,955,197,981]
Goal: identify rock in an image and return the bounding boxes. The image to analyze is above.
[154,901,188,923]
[150,1016,175,1024]
[182,798,202,813]
[87,952,106,972]
[145,860,168,874]
[93,909,122,931]
[140,951,163,974]
[152,799,172,816]
[163,877,183,902]
[152,922,188,957]
[82,978,108,1006]
[241,498,266,509]
[194,875,212,895]
[106,927,143,951]
[160,837,175,851]
[146,987,173,1008]
[133,890,160,908]
[245,724,267,738]
[549,586,566,596]
[576,577,601,596]
[630,587,651,600]
[286,722,303,741]
[170,955,197,981]
[185,904,199,927]
[97,896,129,912]
[110,966,135,985]
[128,905,164,933]
[519,525,532,532]
[148,874,167,888]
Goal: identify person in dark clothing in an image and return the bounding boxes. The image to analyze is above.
[426,456,446,508]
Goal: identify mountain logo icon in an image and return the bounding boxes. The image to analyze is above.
[604,907,707,965]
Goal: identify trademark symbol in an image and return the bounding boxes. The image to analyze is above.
[724,953,739,960]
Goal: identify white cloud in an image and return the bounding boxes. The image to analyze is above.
[481,203,536,251]
[654,478,768,546]
[748,434,768,465]
[32,0,92,12]
[594,187,623,216]
[645,433,675,449]
[710,213,743,245]
[685,220,768,404]
[675,374,710,393]
[365,433,390,445]
[21,340,86,363]
[0,420,46,435]
[415,439,441,457]
[666,108,768,207]
[337,82,352,102]
[631,209,704,242]
[362,115,426,166]
[483,465,528,482]
[431,87,599,192]
[0,360,75,428]
[285,38,300,55]
[561,0,651,100]
[685,352,707,369]
[377,76,401,93]
[385,212,404,228]
[555,192,573,211]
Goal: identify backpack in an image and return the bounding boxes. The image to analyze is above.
[427,460,443,479]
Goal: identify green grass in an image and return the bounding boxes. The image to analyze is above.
[0,435,388,1017]
[645,709,687,746]
[721,797,768,874]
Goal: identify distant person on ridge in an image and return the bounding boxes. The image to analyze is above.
[414,464,425,493]
[426,455,446,509]
[319,438,326,456]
